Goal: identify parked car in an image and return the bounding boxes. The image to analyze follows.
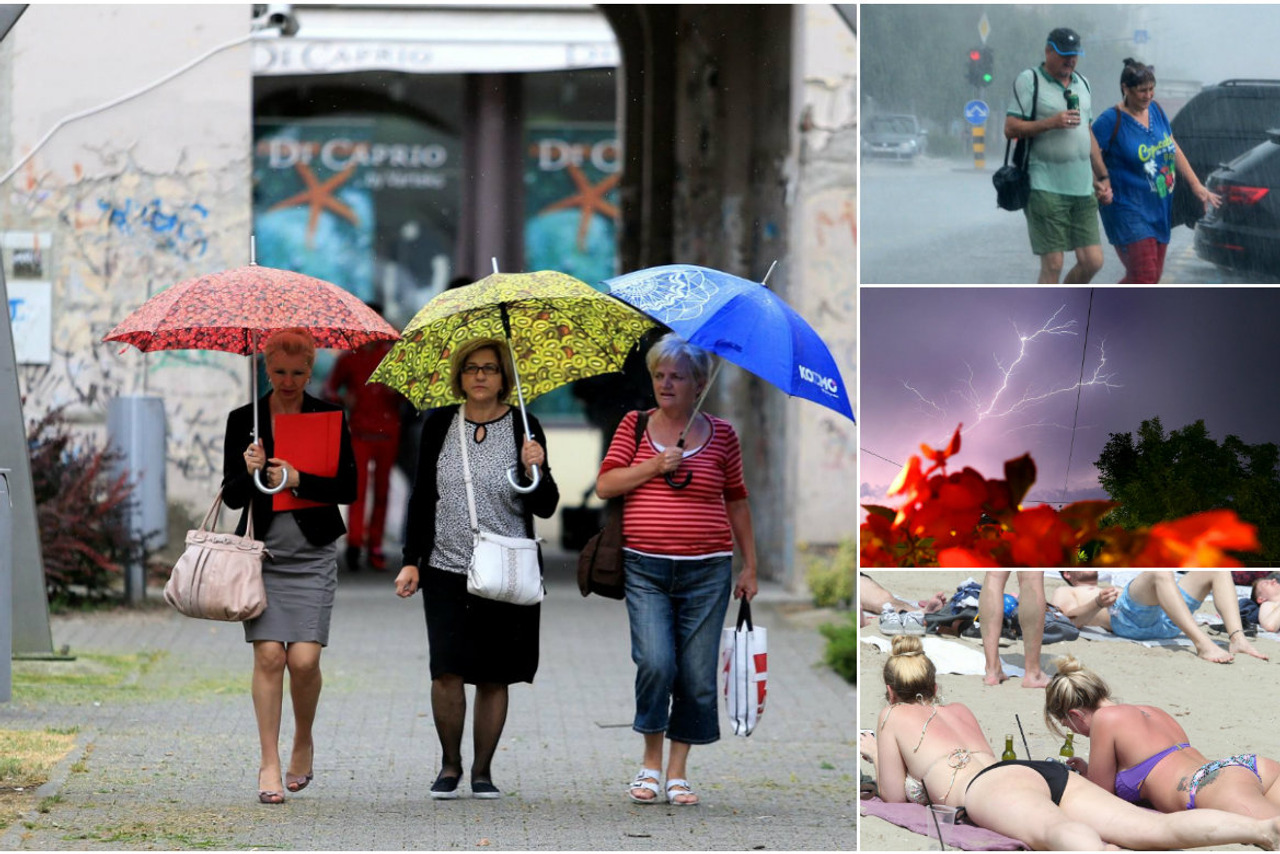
[862,114,927,161]
[1170,79,1280,227]
[1193,129,1280,278]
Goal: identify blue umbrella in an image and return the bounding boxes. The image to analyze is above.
[604,263,854,487]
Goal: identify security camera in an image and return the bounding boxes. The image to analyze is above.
[252,3,299,37]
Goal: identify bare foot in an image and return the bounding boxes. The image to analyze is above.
[1257,815,1280,850]
[1021,670,1051,689]
[920,592,949,614]
[983,668,1010,686]
[1195,640,1234,663]
[1231,635,1270,661]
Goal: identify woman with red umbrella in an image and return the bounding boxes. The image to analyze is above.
[223,329,357,805]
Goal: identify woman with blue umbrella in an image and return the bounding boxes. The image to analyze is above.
[596,332,759,807]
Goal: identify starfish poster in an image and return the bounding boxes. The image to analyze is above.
[523,124,619,288]
[252,120,378,302]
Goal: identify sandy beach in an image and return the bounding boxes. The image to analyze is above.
[858,570,1280,852]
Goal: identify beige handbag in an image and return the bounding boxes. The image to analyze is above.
[164,491,268,621]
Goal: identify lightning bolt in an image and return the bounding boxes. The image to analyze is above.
[900,306,1121,434]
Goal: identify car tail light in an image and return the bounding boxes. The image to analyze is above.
[1222,184,1270,206]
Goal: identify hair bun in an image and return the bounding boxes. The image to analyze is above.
[1053,654,1083,675]
[1123,57,1136,66]
[891,635,926,657]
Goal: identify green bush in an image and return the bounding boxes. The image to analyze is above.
[805,538,855,608]
[820,613,857,684]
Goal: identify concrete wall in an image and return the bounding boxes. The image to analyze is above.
[789,5,857,551]
[0,5,253,515]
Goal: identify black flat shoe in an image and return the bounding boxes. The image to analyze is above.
[430,771,461,800]
[471,779,500,800]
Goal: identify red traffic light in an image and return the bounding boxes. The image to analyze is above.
[969,49,981,61]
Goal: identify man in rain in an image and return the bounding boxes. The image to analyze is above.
[1004,27,1113,284]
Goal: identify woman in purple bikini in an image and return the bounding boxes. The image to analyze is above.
[862,636,1280,850]
[1046,654,1280,817]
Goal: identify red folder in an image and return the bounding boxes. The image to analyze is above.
[272,411,343,512]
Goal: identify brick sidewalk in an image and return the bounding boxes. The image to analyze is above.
[0,553,855,850]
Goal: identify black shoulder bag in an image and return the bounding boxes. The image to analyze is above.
[993,69,1039,211]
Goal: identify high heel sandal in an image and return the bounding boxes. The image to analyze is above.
[285,770,313,793]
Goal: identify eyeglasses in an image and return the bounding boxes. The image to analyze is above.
[461,363,501,376]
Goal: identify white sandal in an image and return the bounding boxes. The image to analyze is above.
[627,768,662,804]
[665,778,699,806]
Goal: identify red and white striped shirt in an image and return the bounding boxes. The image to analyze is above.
[599,409,749,557]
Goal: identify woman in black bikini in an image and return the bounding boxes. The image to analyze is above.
[1045,654,1280,818]
[863,636,1280,850]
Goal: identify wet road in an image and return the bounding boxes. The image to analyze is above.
[860,157,1279,285]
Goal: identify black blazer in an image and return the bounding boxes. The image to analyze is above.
[221,391,358,546]
[401,404,559,569]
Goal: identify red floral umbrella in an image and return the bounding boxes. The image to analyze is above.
[104,262,399,493]
[103,264,398,355]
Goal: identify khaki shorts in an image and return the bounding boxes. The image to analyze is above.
[1025,189,1100,255]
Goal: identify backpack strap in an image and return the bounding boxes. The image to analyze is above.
[1105,104,1122,157]
[632,411,649,452]
[1005,68,1039,167]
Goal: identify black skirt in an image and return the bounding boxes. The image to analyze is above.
[421,565,540,685]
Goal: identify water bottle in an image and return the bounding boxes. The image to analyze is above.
[1064,89,1080,113]
[1002,734,1017,761]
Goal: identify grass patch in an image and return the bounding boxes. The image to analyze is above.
[64,818,237,849]
[10,652,163,705]
[0,727,78,831]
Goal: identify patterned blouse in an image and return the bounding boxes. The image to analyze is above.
[428,410,528,574]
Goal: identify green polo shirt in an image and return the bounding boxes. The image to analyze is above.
[1008,65,1094,197]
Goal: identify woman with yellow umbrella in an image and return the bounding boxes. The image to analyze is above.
[377,268,655,799]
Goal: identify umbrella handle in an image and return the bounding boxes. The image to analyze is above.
[254,466,292,495]
[664,469,693,490]
[664,438,693,490]
[508,464,541,494]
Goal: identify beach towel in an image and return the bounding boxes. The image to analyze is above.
[860,797,1028,850]
[862,634,1025,678]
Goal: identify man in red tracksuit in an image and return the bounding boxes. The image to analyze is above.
[324,324,404,571]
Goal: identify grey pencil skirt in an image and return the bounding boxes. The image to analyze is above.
[243,513,338,646]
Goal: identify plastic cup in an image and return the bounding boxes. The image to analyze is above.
[930,804,958,825]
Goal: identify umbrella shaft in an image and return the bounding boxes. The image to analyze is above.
[679,360,723,445]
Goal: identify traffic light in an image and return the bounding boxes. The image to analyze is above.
[978,47,995,87]
[967,48,983,86]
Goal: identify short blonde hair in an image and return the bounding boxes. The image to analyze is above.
[1045,654,1112,737]
[263,328,316,368]
[449,337,513,401]
[883,635,937,703]
[645,332,713,387]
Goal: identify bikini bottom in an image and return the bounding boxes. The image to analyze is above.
[1186,754,1259,809]
[966,759,1071,806]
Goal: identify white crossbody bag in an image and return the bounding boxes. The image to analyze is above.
[458,413,544,606]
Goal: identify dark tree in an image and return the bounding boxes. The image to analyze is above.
[1096,417,1280,563]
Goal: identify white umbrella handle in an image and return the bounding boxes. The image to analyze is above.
[255,467,292,495]
[248,331,291,495]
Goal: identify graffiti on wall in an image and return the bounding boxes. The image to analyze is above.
[4,147,249,503]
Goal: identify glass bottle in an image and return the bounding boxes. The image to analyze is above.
[1060,733,1075,760]
[1001,734,1016,761]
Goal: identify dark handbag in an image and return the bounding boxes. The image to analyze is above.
[576,411,648,599]
[993,69,1038,211]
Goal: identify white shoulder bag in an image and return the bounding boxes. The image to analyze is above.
[458,413,544,605]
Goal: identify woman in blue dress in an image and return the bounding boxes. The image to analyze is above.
[1092,59,1221,283]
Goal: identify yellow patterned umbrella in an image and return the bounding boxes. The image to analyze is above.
[372,269,656,408]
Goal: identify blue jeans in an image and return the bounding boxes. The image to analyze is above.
[624,552,733,745]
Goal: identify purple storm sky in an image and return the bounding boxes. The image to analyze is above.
[859,288,1280,514]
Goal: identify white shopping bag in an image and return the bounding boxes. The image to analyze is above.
[720,598,767,737]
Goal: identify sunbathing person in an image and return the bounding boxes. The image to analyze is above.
[1051,570,1267,663]
[859,572,947,629]
[862,635,1280,851]
[1252,573,1280,633]
[1045,654,1280,818]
